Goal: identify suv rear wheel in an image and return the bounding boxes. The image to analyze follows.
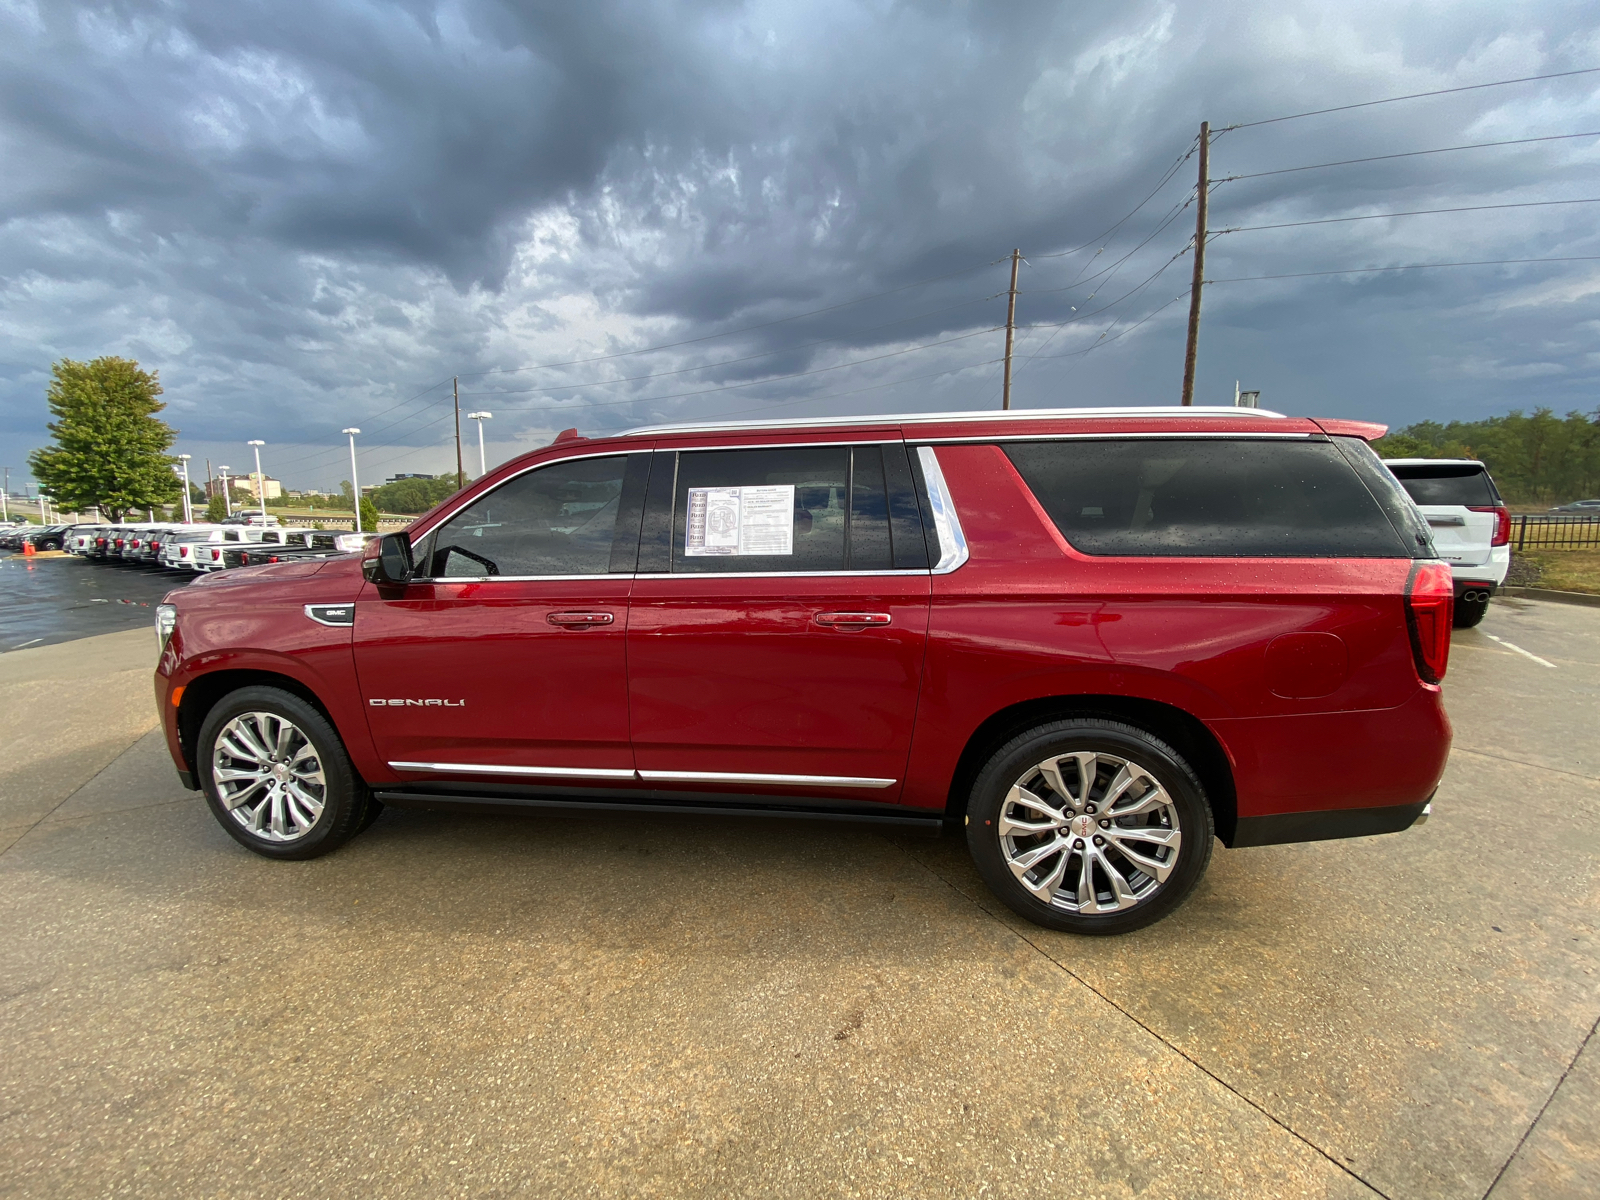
[197,686,374,860]
[965,719,1214,935]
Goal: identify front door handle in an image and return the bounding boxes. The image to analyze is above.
[814,611,892,629]
[547,611,615,627]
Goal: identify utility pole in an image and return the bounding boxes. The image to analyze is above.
[1001,248,1021,410]
[2,467,9,522]
[453,376,465,489]
[1180,121,1210,406]
[178,454,193,523]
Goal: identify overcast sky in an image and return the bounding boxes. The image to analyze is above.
[2,1,1597,491]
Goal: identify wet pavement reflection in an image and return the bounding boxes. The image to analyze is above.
[0,552,197,652]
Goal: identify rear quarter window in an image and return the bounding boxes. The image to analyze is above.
[1387,465,1499,507]
[1004,437,1415,558]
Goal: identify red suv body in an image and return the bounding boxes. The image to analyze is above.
[155,407,1453,933]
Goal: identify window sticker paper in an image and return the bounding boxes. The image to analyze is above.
[685,484,795,556]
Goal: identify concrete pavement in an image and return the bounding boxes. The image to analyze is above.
[0,602,1595,1198]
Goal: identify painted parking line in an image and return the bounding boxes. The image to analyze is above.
[1484,633,1558,669]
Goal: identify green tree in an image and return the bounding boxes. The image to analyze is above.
[28,358,181,521]
[1375,408,1600,504]
[370,476,460,514]
[358,495,379,532]
[205,492,228,522]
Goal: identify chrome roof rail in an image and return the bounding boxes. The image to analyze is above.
[618,405,1287,437]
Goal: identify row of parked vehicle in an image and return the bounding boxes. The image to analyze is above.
[25,519,370,571]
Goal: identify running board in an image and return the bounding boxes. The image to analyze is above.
[373,788,945,835]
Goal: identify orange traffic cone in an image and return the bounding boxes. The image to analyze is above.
[22,541,35,557]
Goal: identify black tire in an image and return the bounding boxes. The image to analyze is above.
[1453,593,1490,628]
[965,719,1214,935]
[197,685,373,860]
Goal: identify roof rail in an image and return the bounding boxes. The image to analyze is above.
[618,405,1288,437]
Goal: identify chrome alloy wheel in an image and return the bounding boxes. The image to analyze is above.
[211,711,327,842]
[997,751,1182,914]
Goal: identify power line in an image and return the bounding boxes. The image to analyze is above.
[1026,192,1195,296]
[1223,66,1600,132]
[1205,255,1600,283]
[1212,196,1600,235]
[1026,290,1192,362]
[1031,137,1199,260]
[1216,130,1600,183]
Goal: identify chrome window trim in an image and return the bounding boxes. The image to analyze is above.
[407,448,638,542]
[620,405,1287,436]
[924,431,1316,444]
[634,569,925,580]
[406,573,622,584]
[390,761,636,780]
[658,438,900,453]
[637,769,896,789]
[915,445,969,575]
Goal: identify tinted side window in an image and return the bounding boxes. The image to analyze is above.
[1004,438,1413,558]
[425,455,628,577]
[668,445,902,574]
[1389,465,1498,507]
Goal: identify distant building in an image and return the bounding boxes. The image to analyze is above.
[243,472,282,501]
[385,473,436,483]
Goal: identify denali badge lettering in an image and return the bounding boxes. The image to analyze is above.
[370,698,467,707]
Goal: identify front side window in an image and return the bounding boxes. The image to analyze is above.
[1005,437,1414,557]
[668,445,899,573]
[422,455,628,577]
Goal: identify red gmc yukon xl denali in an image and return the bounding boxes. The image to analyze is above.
[155,407,1453,934]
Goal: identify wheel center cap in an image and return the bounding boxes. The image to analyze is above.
[272,763,290,782]
[1069,815,1096,838]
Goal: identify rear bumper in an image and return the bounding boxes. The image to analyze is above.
[1209,686,1452,847]
[1232,796,1432,847]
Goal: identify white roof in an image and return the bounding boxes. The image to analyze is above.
[619,405,1289,437]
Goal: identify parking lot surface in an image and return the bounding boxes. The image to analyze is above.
[0,598,1595,1198]
[0,551,195,652]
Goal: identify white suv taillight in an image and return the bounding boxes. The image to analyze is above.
[1470,504,1511,547]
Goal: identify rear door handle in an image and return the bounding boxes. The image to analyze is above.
[814,611,892,628]
[547,610,615,627]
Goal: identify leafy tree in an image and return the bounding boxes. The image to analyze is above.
[28,358,181,521]
[1374,408,1600,504]
[205,493,228,522]
[359,496,379,532]
[370,475,460,514]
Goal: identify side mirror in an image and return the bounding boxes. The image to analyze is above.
[363,531,414,585]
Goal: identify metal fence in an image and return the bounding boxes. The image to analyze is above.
[1513,514,1600,551]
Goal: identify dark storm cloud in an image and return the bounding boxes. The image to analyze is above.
[1,0,1598,487]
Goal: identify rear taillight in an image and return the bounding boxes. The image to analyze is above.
[1470,505,1511,547]
[1405,562,1454,685]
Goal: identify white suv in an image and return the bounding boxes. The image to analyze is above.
[1384,459,1509,628]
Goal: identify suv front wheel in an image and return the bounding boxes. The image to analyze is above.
[965,719,1214,935]
[197,686,375,860]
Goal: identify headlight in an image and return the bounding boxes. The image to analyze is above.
[156,603,178,649]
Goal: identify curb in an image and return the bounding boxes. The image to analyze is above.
[1498,586,1600,608]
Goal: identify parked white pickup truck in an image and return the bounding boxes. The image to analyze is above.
[1384,459,1509,628]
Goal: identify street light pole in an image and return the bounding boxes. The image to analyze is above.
[178,454,193,523]
[467,411,492,476]
[342,428,363,532]
[219,467,232,517]
[247,440,268,522]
